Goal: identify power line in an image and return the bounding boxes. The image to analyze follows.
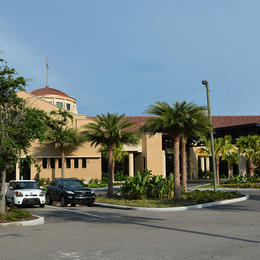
[78,87,203,111]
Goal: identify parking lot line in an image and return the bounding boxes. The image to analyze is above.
[46,206,106,218]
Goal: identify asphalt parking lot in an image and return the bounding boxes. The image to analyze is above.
[1,188,260,260]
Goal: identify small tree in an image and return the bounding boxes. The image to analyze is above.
[41,108,86,178]
[0,57,48,214]
[236,135,260,176]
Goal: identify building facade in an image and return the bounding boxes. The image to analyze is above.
[11,87,260,183]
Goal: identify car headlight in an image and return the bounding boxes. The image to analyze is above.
[39,191,45,197]
[15,191,23,197]
[66,191,74,194]
[91,190,95,194]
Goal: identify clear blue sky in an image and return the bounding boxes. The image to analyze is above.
[1,1,260,116]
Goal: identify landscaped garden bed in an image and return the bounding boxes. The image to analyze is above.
[0,206,37,223]
[95,190,241,208]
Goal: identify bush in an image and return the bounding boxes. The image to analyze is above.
[114,171,128,182]
[183,190,240,203]
[1,207,33,222]
[101,172,108,183]
[120,169,174,200]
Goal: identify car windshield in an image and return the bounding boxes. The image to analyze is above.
[62,180,85,188]
[14,182,39,189]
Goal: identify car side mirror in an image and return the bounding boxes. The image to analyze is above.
[40,186,43,189]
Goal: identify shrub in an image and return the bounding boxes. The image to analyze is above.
[101,172,108,183]
[120,169,174,200]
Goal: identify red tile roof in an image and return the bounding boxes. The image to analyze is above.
[212,116,260,128]
[30,87,76,101]
[86,115,260,130]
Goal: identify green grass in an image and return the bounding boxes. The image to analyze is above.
[95,190,241,208]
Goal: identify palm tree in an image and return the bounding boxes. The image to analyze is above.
[180,108,212,191]
[222,149,238,179]
[83,113,141,197]
[42,108,86,178]
[199,135,233,185]
[141,101,210,199]
[236,135,260,176]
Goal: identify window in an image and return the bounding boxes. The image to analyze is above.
[74,158,79,168]
[66,103,70,111]
[58,158,62,168]
[66,158,71,168]
[56,102,63,108]
[51,158,55,169]
[43,158,47,169]
[82,158,87,168]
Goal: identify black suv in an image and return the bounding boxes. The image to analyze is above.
[46,178,95,207]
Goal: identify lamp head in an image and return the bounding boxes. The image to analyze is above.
[202,80,208,85]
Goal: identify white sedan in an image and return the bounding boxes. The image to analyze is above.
[5,180,45,207]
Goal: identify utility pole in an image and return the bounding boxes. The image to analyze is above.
[202,80,217,192]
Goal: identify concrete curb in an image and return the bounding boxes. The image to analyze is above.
[95,193,250,211]
[0,215,44,228]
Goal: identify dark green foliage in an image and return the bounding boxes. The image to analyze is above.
[120,170,174,200]
[0,57,49,214]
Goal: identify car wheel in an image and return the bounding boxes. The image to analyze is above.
[46,194,53,205]
[87,202,94,207]
[39,204,45,208]
[61,196,67,207]
[70,203,76,207]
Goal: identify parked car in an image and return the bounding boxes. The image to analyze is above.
[45,178,96,207]
[5,180,46,207]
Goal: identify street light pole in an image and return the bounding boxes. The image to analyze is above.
[202,80,217,192]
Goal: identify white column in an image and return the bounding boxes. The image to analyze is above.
[128,152,134,177]
[200,157,205,171]
[206,157,210,171]
[162,150,166,178]
[238,150,246,176]
[16,163,20,180]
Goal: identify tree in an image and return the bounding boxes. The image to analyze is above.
[236,135,260,176]
[222,149,238,179]
[0,58,48,214]
[180,107,212,191]
[41,108,86,178]
[140,101,210,200]
[199,135,233,185]
[82,113,141,197]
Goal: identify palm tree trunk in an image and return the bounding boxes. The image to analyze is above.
[61,150,65,178]
[230,164,234,179]
[107,145,114,197]
[216,156,220,185]
[249,156,253,176]
[173,135,181,200]
[181,138,187,192]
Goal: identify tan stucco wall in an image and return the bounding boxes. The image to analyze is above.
[142,134,164,176]
[17,91,102,182]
